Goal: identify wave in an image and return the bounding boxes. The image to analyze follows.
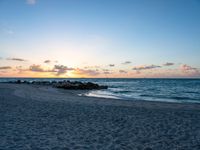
[1,78,200,103]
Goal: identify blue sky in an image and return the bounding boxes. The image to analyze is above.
[0,0,200,77]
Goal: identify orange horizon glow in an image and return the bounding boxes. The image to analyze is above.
[0,1,200,78]
[0,62,199,78]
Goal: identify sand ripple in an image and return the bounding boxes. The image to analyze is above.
[0,84,200,150]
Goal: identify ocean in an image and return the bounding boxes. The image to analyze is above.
[1,78,200,103]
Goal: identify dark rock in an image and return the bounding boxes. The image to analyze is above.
[16,80,21,84]
[53,81,108,90]
[6,80,108,90]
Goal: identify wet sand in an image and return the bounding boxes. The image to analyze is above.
[0,83,200,150]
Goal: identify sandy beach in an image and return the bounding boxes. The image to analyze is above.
[0,83,200,150]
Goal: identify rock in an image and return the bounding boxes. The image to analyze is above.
[16,80,21,84]
[5,80,108,90]
[53,81,108,90]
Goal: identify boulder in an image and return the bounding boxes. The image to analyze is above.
[6,80,108,90]
[53,81,108,90]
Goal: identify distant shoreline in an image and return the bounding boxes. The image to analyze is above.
[0,77,200,79]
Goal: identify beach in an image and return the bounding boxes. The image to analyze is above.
[0,83,200,150]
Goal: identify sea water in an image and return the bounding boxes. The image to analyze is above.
[1,78,200,103]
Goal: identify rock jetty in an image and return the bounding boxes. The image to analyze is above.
[6,80,108,90]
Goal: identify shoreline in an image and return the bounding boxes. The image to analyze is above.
[2,83,200,109]
[1,83,200,149]
[1,78,199,104]
[85,91,200,105]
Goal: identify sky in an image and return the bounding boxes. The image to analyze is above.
[0,0,200,78]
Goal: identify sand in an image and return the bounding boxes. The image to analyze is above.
[0,83,200,150]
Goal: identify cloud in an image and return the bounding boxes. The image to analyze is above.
[28,64,74,76]
[7,58,26,62]
[84,65,100,69]
[122,61,131,65]
[163,62,174,66]
[27,0,36,5]
[179,64,200,77]
[180,64,198,72]
[101,69,112,74]
[103,71,111,74]
[132,65,161,71]
[0,66,12,70]
[109,64,115,67]
[53,65,74,76]
[15,66,24,73]
[44,60,51,64]
[119,70,127,73]
[73,68,100,76]
[29,64,45,72]
[44,60,58,64]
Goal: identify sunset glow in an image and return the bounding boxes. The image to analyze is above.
[0,0,200,78]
